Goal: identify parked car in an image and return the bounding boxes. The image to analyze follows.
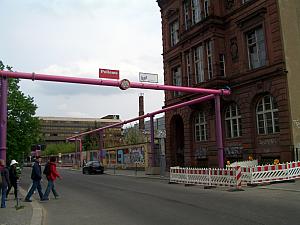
[82,161,104,175]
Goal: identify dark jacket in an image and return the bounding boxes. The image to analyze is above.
[31,161,42,181]
[0,166,10,187]
[9,166,19,184]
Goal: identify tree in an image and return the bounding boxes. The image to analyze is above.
[42,143,75,156]
[83,129,99,151]
[123,126,145,145]
[0,61,40,162]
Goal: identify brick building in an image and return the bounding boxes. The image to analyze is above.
[157,0,300,167]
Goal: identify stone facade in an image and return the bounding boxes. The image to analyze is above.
[157,0,295,167]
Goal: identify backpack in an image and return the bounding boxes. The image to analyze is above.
[43,163,51,176]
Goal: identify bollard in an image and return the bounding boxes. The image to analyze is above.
[114,164,116,175]
[228,166,244,192]
[135,162,137,176]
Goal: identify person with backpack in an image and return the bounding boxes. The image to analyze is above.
[0,159,10,208]
[6,159,20,200]
[24,157,44,202]
[43,156,62,200]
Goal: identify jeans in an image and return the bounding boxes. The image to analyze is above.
[25,180,43,201]
[43,180,58,199]
[1,186,7,208]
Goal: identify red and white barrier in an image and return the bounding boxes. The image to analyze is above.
[170,161,300,188]
[170,167,238,188]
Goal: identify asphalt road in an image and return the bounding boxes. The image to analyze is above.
[20,167,300,225]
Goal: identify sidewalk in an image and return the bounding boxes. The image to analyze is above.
[0,187,43,225]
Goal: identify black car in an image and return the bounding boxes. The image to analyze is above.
[82,161,104,175]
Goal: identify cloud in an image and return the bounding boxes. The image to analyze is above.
[2,0,164,120]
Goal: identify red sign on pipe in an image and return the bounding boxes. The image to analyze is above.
[99,68,119,79]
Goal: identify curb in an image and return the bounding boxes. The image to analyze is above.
[105,172,170,181]
[69,167,170,181]
[19,187,44,225]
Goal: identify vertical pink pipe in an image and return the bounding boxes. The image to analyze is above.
[79,139,82,167]
[99,130,103,163]
[0,77,8,162]
[215,95,224,168]
[150,116,155,167]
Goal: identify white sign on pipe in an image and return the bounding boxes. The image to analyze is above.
[139,72,158,83]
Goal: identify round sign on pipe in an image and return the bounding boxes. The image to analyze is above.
[119,79,130,90]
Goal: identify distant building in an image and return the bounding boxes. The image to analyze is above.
[157,0,300,167]
[39,115,122,146]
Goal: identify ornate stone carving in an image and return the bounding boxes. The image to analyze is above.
[230,37,239,62]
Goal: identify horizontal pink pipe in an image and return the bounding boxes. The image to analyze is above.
[67,94,215,140]
[0,71,230,95]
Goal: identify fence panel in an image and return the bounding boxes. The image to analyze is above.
[251,164,289,184]
[170,167,236,187]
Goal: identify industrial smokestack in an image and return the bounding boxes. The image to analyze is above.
[139,93,145,130]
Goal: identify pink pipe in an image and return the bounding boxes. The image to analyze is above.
[0,71,230,95]
[67,94,215,139]
[215,95,224,168]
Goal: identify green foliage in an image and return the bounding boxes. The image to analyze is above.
[123,127,145,145]
[0,61,40,162]
[42,143,75,156]
[83,130,99,151]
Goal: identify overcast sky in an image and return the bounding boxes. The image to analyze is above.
[0,0,164,122]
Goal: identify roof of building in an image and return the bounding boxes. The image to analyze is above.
[38,116,122,123]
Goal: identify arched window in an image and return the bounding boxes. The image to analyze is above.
[194,111,208,141]
[256,95,280,134]
[225,103,242,138]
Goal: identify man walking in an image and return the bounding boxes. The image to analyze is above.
[0,159,10,208]
[43,156,62,200]
[24,157,44,202]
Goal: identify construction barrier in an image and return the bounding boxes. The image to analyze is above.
[170,161,300,187]
[249,161,300,184]
[170,167,238,188]
[227,159,258,168]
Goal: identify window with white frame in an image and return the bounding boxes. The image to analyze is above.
[206,40,213,79]
[195,111,208,141]
[172,66,182,97]
[191,0,201,25]
[225,103,242,138]
[170,20,179,47]
[194,45,204,83]
[204,0,209,18]
[185,52,192,86]
[219,54,226,76]
[184,0,190,30]
[256,95,280,135]
[246,26,266,69]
